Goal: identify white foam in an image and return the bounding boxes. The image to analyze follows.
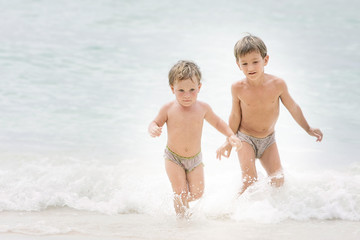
[0,156,359,223]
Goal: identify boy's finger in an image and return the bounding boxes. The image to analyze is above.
[317,135,322,142]
[222,150,230,158]
[314,132,322,142]
[229,139,236,145]
[216,151,222,160]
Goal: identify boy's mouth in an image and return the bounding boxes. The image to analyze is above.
[248,72,256,75]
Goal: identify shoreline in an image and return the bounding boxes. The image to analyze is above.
[0,208,359,240]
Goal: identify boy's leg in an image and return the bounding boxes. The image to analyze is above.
[237,142,257,194]
[165,160,189,217]
[259,142,284,187]
[186,164,204,202]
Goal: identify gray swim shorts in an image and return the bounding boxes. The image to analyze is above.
[236,131,276,159]
[164,147,203,172]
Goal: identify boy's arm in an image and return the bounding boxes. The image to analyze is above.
[148,103,169,137]
[217,84,242,159]
[204,103,234,137]
[279,80,323,142]
[203,103,242,157]
[229,83,242,133]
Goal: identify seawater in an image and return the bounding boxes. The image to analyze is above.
[0,0,360,235]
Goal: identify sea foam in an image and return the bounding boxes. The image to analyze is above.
[0,156,359,223]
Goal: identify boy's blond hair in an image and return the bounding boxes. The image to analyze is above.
[168,60,202,86]
[234,34,267,61]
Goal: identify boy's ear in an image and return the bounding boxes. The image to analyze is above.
[170,85,175,94]
[264,55,269,66]
[236,60,242,70]
[198,83,202,92]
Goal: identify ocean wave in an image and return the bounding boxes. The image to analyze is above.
[0,158,359,222]
[229,169,360,222]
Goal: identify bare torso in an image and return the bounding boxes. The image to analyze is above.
[235,74,283,138]
[166,101,206,157]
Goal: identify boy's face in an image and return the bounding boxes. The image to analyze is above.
[171,78,201,107]
[236,51,269,81]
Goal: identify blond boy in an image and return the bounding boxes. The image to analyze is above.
[149,60,241,217]
[217,34,323,194]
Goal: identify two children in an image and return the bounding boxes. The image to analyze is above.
[148,34,323,216]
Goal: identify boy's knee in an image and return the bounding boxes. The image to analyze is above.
[188,186,204,201]
[192,189,204,200]
[242,175,257,186]
[188,181,204,201]
[270,173,284,187]
[174,190,188,200]
[239,176,257,195]
[173,191,189,208]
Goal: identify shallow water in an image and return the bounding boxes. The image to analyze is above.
[0,209,360,240]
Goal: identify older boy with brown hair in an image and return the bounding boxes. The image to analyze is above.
[217,34,323,194]
[149,60,241,218]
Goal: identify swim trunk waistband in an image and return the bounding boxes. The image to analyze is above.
[164,146,203,172]
[236,131,276,159]
[165,146,201,159]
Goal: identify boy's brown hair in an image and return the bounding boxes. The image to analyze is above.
[234,34,267,61]
[168,60,202,86]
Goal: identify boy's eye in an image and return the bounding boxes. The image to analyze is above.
[253,61,258,64]
[178,89,184,92]
[242,63,247,66]
[190,88,195,92]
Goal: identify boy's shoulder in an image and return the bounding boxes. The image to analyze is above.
[265,74,287,88]
[231,78,248,92]
[189,100,213,114]
[232,78,247,87]
[265,73,284,82]
[196,100,211,109]
[159,100,176,111]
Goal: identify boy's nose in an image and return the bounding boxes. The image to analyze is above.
[184,92,191,98]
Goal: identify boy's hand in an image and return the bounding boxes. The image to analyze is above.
[228,135,242,152]
[216,141,232,160]
[308,127,323,142]
[149,125,162,137]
